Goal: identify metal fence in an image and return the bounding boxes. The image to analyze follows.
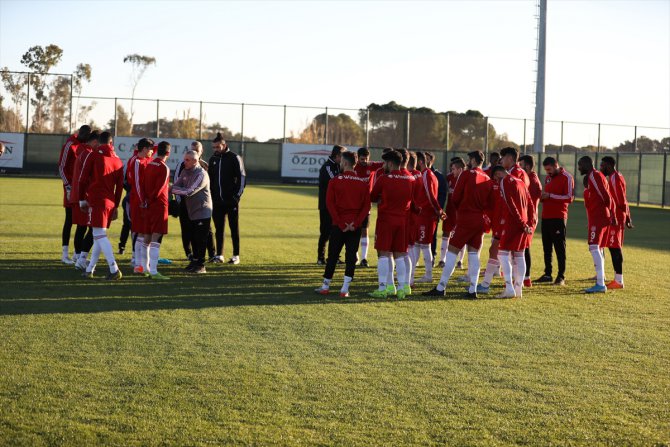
[1,71,669,153]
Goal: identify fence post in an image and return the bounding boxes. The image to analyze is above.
[198,101,203,140]
[446,112,450,151]
[324,107,329,145]
[25,75,30,133]
[405,110,411,148]
[523,119,527,154]
[113,98,118,137]
[240,103,245,157]
[637,153,642,205]
[68,75,74,133]
[663,152,668,208]
[634,126,638,152]
[597,123,601,152]
[156,100,160,138]
[560,120,564,152]
[483,116,489,156]
[365,109,370,147]
[283,105,287,143]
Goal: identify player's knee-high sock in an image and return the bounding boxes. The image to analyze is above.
[436,251,458,292]
[481,258,500,288]
[513,251,526,297]
[86,237,102,274]
[421,244,433,278]
[440,237,449,263]
[134,236,144,268]
[93,228,119,274]
[141,241,151,273]
[149,242,161,275]
[589,244,605,287]
[457,247,466,265]
[377,256,390,291]
[407,244,415,280]
[467,250,481,294]
[386,256,395,288]
[609,247,624,285]
[413,245,421,267]
[341,276,352,294]
[360,237,369,260]
[498,250,514,294]
[395,254,408,288]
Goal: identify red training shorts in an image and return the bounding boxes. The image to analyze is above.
[87,206,114,229]
[499,227,531,252]
[606,224,624,249]
[375,216,408,253]
[147,203,168,235]
[417,216,437,245]
[130,205,149,234]
[587,221,608,247]
[449,217,485,250]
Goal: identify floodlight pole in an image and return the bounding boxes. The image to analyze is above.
[533,0,547,154]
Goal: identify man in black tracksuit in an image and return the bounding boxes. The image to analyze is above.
[208,134,246,264]
[317,145,346,264]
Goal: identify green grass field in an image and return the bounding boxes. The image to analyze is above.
[1,176,669,446]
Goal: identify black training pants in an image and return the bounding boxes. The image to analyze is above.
[119,196,131,249]
[62,207,72,246]
[179,200,192,257]
[541,218,567,279]
[190,218,211,266]
[212,201,240,257]
[318,207,332,261]
[324,226,362,280]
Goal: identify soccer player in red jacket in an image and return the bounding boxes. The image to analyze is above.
[57,124,91,264]
[70,130,99,271]
[538,157,574,286]
[126,139,154,274]
[412,151,445,284]
[369,150,415,299]
[315,151,371,297]
[600,156,633,289]
[353,147,383,267]
[76,132,124,280]
[142,141,172,280]
[519,155,543,287]
[424,151,493,299]
[490,165,536,298]
[578,156,616,294]
[438,157,465,267]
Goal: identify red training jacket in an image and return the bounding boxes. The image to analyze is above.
[541,167,574,220]
[452,167,493,220]
[371,169,415,222]
[414,168,442,217]
[509,164,530,189]
[58,134,80,188]
[70,143,94,204]
[584,169,613,226]
[78,144,124,209]
[608,170,630,224]
[500,175,537,232]
[326,172,372,230]
[144,158,171,208]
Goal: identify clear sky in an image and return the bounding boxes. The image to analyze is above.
[0,0,668,144]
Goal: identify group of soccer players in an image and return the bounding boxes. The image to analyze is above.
[58,125,173,280]
[316,144,632,298]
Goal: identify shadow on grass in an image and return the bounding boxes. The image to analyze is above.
[0,260,481,316]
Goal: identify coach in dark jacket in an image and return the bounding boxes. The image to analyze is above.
[208,133,246,264]
[317,145,346,264]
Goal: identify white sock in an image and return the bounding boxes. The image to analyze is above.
[142,241,150,273]
[481,259,500,288]
[341,276,352,293]
[86,239,101,273]
[590,245,605,287]
[413,245,421,267]
[134,237,144,268]
[403,255,412,285]
[92,228,118,273]
[80,251,88,261]
[437,251,458,291]
[62,245,69,259]
[440,237,449,263]
[322,278,331,289]
[378,256,390,290]
[386,256,395,288]
[149,242,160,275]
[513,252,526,295]
[457,247,466,264]
[407,244,415,280]
[360,237,369,260]
[395,255,408,288]
[498,250,515,294]
[421,245,433,277]
[468,251,480,293]
[615,273,623,285]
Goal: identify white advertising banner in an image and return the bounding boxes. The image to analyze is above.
[113,136,197,171]
[0,132,25,170]
[281,143,332,180]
